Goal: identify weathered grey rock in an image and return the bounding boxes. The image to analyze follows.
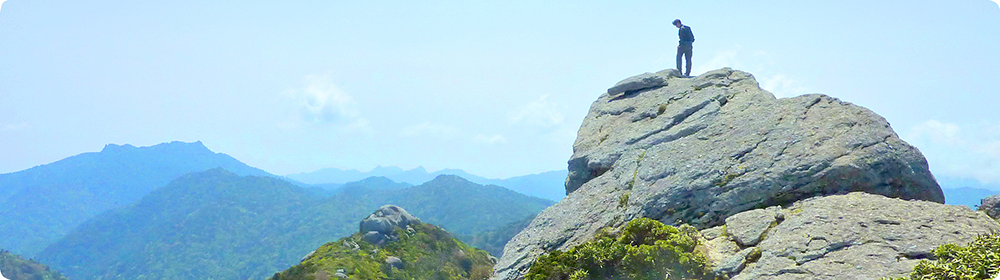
[606,69,680,95]
[363,231,388,246]
[714,247,760,277]
[333,268,348,279]
[385,256,404,270]
[493,68,944,280]
[980,194,1000,220]
[301,250,316,262]
[725,208,779,247]
[700,192,1000,280]
[359,205,421,235]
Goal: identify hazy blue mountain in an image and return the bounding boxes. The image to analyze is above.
[287,166,568,201]
[38,171,553,280]
[497,170,568,203]
[457,214,538,257]
[372,175,554,236]
[0,141,272,257]
[939,178,1000,209]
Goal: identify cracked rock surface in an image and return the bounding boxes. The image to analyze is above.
[705,192,1000,280]
[492,68,944,280]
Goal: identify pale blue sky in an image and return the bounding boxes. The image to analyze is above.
[1,1,999,187]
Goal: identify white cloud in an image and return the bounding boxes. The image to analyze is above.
[509,94,564,128]
[907,119,1000,184]
[473,134,507,145]
[694,46,742,74]
[400,122,460,139]
[1,122,29,133]
[696,46,810,98]
[760,74,809,98]
[283,73,370,131]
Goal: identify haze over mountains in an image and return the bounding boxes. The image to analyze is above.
[0,141,272,257]
[0,141,560,279]
[287,166,568,202]
[36,169,552,280]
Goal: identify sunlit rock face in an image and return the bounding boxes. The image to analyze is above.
[493,68,944,280]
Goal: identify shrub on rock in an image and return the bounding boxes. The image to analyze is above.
[886,232,1000,280]
[525,218,715,280]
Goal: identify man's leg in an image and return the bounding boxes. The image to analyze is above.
[684,46,693,77]
[676,46,684,74]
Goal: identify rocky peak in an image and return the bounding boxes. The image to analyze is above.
[358,205,422,246]
[493,68,945,280]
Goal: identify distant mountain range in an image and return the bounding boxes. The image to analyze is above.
[287,166,568,202]
[938,177,1000,209]
[0,141,271,257]
[37,169,553,280]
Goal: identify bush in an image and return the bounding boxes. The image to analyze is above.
[886,231,1000,280]
[525,218,716,280]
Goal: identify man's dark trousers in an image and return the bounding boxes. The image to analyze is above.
[676,44,692,77]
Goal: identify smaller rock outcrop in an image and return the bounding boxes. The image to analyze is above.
[606,69,680,95]
[385,256,404,269]
[980,194,1000,220]
[270,205,494,280]
[359,205,421,246]
[702,192,1000,279]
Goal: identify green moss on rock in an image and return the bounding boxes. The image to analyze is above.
[886,231,1000,280]
[525,218,717,280]
[270,223,494,280]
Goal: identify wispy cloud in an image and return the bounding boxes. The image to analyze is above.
[697,46,809,98]
[283,73,370,131]
[509,94,564,128]
[907,119,1000,185]
[1,122,30,133]
[760,74,808,98]
[399,122,460,139]
[694,46,742,74]
[473,134,507,145]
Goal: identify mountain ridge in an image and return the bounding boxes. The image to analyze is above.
[37,169,552,280]
[288,166,567,201]
[0,141,273,257]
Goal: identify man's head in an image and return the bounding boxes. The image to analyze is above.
[673,19,682,28]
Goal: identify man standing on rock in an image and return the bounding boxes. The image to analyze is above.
[674,19,695,77]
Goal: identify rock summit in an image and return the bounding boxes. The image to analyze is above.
[493,68,948,279]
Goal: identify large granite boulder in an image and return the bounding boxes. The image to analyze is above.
[980,194,1000,220]
[492,68,943,280]
[704,192,1000,279]
[359,205,421,246]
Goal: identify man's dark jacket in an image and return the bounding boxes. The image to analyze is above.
[678,25,695,46]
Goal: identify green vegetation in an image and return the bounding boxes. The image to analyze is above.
[525,218,717,280]
[0,250,68,280]
[270,223,494,280]
[618,192,631,208]
[885,232,1000,280]
[37,170,551,280]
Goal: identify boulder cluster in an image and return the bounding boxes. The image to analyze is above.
[359,205,421,246]
[492,68,998,280]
